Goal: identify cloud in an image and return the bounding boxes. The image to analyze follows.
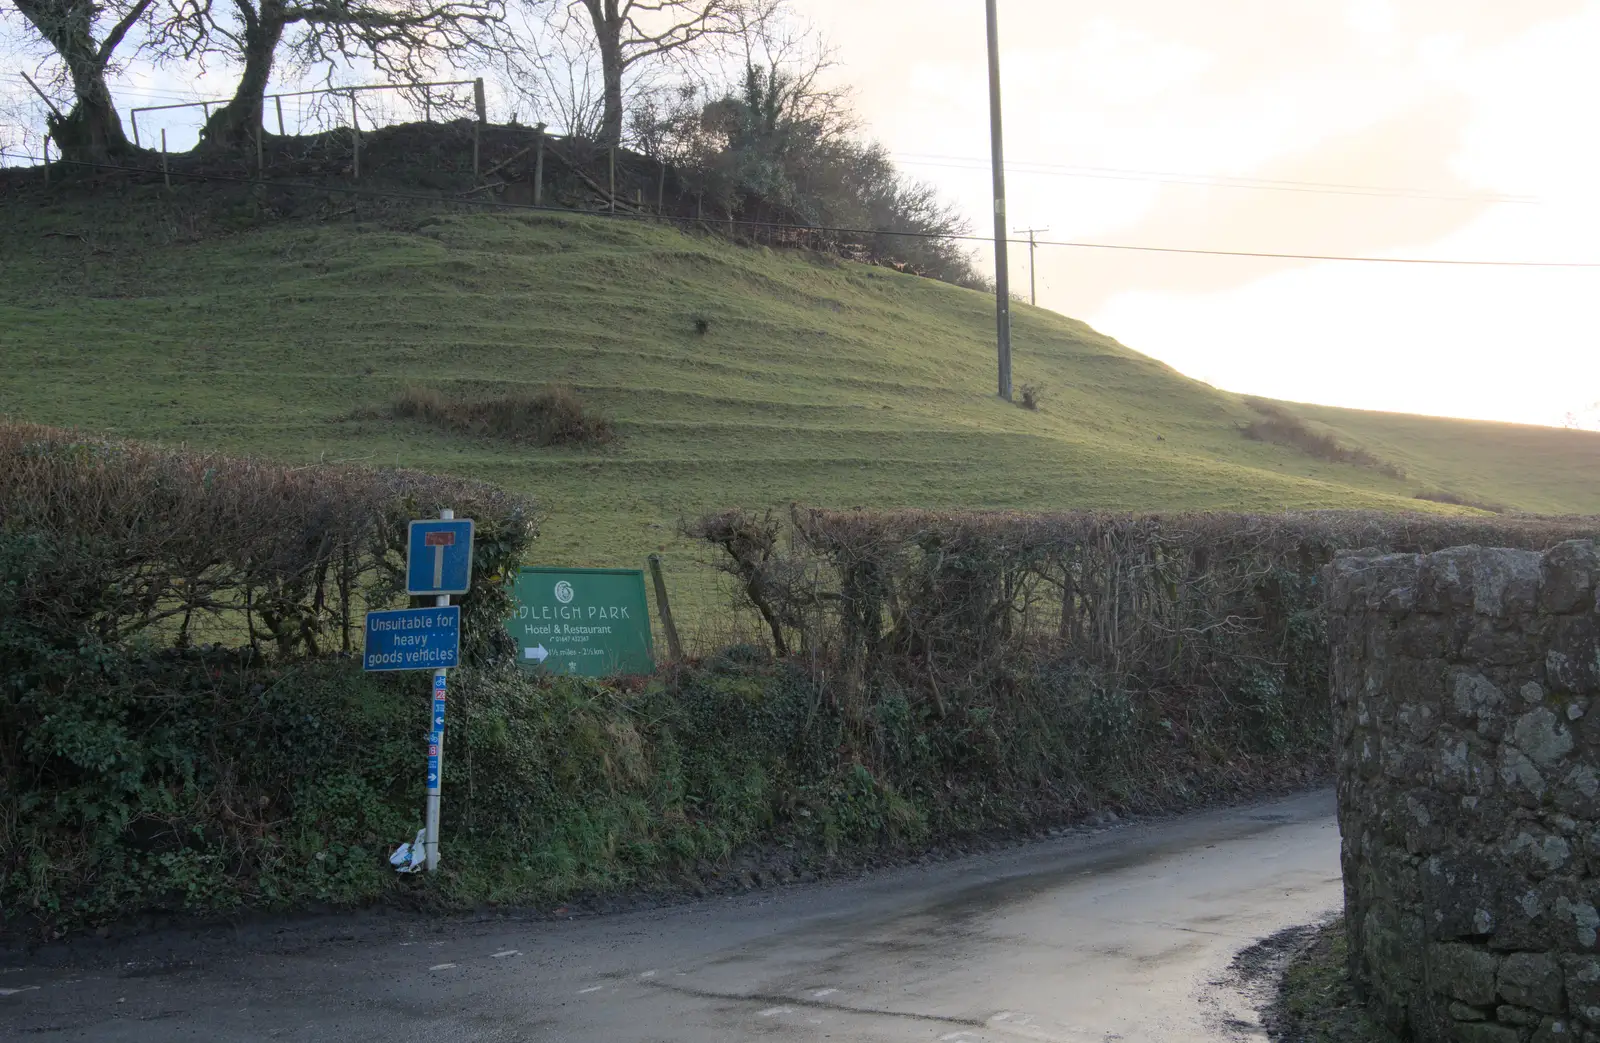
[1035,93,1493,315]
[792,0,1598,424]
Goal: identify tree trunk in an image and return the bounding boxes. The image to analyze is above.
[204,6,287,148]
[598,34,625,147]
[14,0,139,162]
[580,1,626,146]
[53,74,131,162]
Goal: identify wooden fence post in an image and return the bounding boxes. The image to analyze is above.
[534,126,545,205]
[131,111,140,148]
[41,134,50,186]
[160,129,170,189]
[350,91,360,179]
[256,108,264,177]
[275,96,285,136]
[608,147,616,214]
[647,555,684,662]
[657,162,666,219]
[472,78,485,179]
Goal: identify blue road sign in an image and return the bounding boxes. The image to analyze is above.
[363,606,461,672]
[407,519,475,596]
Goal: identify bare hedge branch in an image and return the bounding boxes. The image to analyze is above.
[688,505,1600,727]
[0,421,536,663]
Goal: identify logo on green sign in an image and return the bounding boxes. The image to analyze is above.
[506,567,655,677]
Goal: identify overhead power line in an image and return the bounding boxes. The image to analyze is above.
[10,152,1600,270]
[1024,238,1600,268]
[892,152,1540,205]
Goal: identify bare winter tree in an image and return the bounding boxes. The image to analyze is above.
[631,5,980,285]
[629,7,845,208]
[0,34,52,163]
[496,2,605,138]
[0,93,35,162]
[187,0,511,148]
[568,0,759,146]
[6,0,174,160]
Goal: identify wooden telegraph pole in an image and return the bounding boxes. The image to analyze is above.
[985,0,1013,401]
[1014,226,1048,306]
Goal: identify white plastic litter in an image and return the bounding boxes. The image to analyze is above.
[390,829,428,873]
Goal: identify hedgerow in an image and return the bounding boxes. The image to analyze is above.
[8,425,1595,939]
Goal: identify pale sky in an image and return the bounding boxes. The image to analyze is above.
[797,0,1600,428]
[4,0,1598,428]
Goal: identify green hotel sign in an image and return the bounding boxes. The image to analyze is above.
[506,567,655,677]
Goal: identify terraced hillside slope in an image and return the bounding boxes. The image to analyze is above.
[1270,400,1600,516]
[4,186,1595,580]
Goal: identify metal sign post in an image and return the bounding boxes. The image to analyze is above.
[425,508,455,874]
[365,508,474,875]
[426,664,446,872]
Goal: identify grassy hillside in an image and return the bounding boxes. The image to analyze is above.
[1272,400,1600,516]
[2,183,1593,598]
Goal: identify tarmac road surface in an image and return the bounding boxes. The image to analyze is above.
[1,790,1341,1042]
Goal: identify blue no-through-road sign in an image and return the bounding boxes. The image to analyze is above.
[407,519,475,596]
[363,606,461,672]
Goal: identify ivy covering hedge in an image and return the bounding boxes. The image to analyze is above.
[6,426,1596,938]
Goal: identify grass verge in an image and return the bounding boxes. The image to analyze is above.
[1268,919,1398,1043]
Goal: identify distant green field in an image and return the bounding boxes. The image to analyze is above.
[3,187,1595,623]
[1271,401,1600,516]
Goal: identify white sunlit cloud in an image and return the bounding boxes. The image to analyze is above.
[798,0,1600,427]
[1094,260,1600,427]
[1082,3,1600,427]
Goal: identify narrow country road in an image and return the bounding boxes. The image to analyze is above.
[2,791,1340,1042]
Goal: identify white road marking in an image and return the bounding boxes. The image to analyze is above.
[579,986,604,994]
[0,986,40,997]
[639,970,657,978]
[429,964,457,971]
[811,988,838,998]
[491,950,520,959]
[758,1007,792,1017]
[939,1034,977,1042]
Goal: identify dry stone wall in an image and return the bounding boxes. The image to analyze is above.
[1329,540,1600,1043]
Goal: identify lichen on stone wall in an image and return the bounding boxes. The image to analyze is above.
[1329,540,1600,1043]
